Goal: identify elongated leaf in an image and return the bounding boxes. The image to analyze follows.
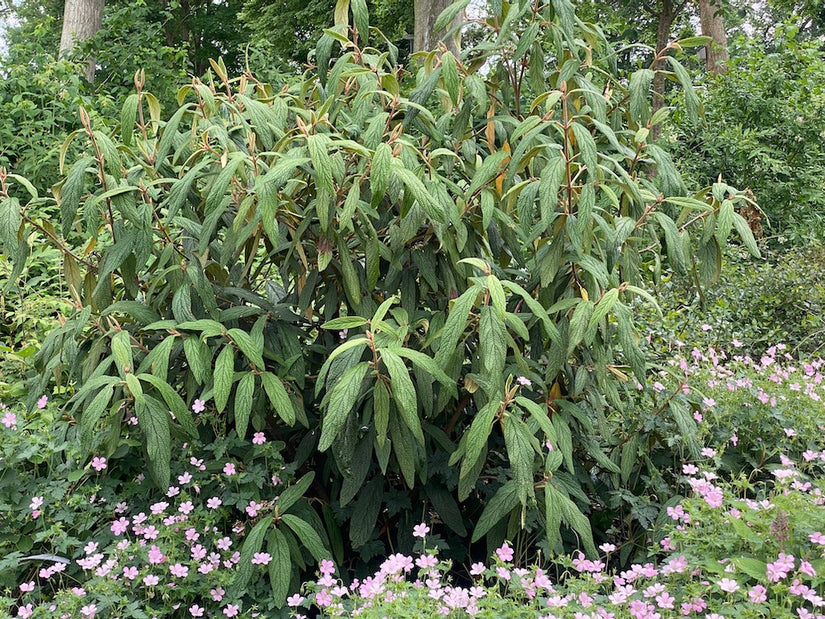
[380,349,424,445]
[234,372,255,438]
[471,480,521,542]
[280,514,329,562]
[349,477,383,548]
[276,472,315,515]
[460,399,499,481]
[261,372,296,426]
[435,285,479,365]
[234,516,274,593]
[213,345,235,413]
[135,395,171,489]
[321,316,369,330]
[503,415,536,505]
[79,384,115,452]
[137,373,198,438]
[319,362,370,452]
[0,197,21,253]
[228,328,265,370]
[267,528,291,607]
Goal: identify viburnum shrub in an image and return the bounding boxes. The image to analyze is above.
[0,0,760,603]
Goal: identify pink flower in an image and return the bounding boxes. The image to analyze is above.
[748,584,767,603]
[718,578,739,592]
[223,605,240,617]
[169,563,189,578]
[37,395,48,409]
[79,604,97,618]
[207,497,222,509]
[211,587,225,602]
[192,399,205,413]
[122,566,138,580]
[223,462,237,476]
[110,517,129,536]
[91,457,107,472]
[496,543,514,562]
[2,411,18,428]
[413,523,430,539]
[516,376,532,386]
[251,552,272,565]
[287,594,305,607]
[189,605,204,617]
[252,432,266,445]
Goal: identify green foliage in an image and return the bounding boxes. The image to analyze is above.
[643,245,825,358]
[669,26,825,240]
[2,0,759,577]
[240,0,414,72]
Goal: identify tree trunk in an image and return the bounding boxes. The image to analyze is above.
[413,0,463,56]
[59,0,105,82]
[698,0,729,74]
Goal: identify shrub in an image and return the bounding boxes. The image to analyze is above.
[0,0,760,604]
[669,26,825,241]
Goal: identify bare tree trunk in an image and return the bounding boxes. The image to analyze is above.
[698,0,729,74]
[647,0,688,140]
[413,0,463,56]
[59,0,105,82]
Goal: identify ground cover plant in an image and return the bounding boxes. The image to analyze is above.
[3,342,824,617]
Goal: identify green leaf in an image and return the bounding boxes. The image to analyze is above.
[234,516,274,593]
[567,300,594,355]
[435,285,479,365]
[479,305,507,379]
[60,157,93,238]
[588,288,619,331]
[111,331,134,377]
[228,328,265,370]
[276,472,315,515]
[319,362,370,452]
[392,348,456,394]
[176,319,225,338]
[731,557,767,580]
[550,481,597,557]
[374,379,390,447]
[503,415,536,505]
[393,166,446,223]
[732,212,761,257]
[307,134,334,195]
[213,345,235,414]
[380,350,424,445]
[135,395,171,489]
[629,68,654,126]
[137,373,198,438]
[371,143,392,206]
[460,399,499,481]
[471,480,521,543]
[0,198,21,253]
[434,0,470,33]
[261,372,296,426]
[441,51,460,106]
[349,477,383,548]
[316,337,368,394]
[120,94,139,147]
[321,316,369,330]
[79,384,115,453]
[234,372,255,439]
[351,0,369,41]
[184,336,211,385]
[267,529,291,608]
[280,514,329,562]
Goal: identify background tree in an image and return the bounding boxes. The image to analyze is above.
[698,0,729,73]
[413,0,463,55]
[59,0,104,82]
